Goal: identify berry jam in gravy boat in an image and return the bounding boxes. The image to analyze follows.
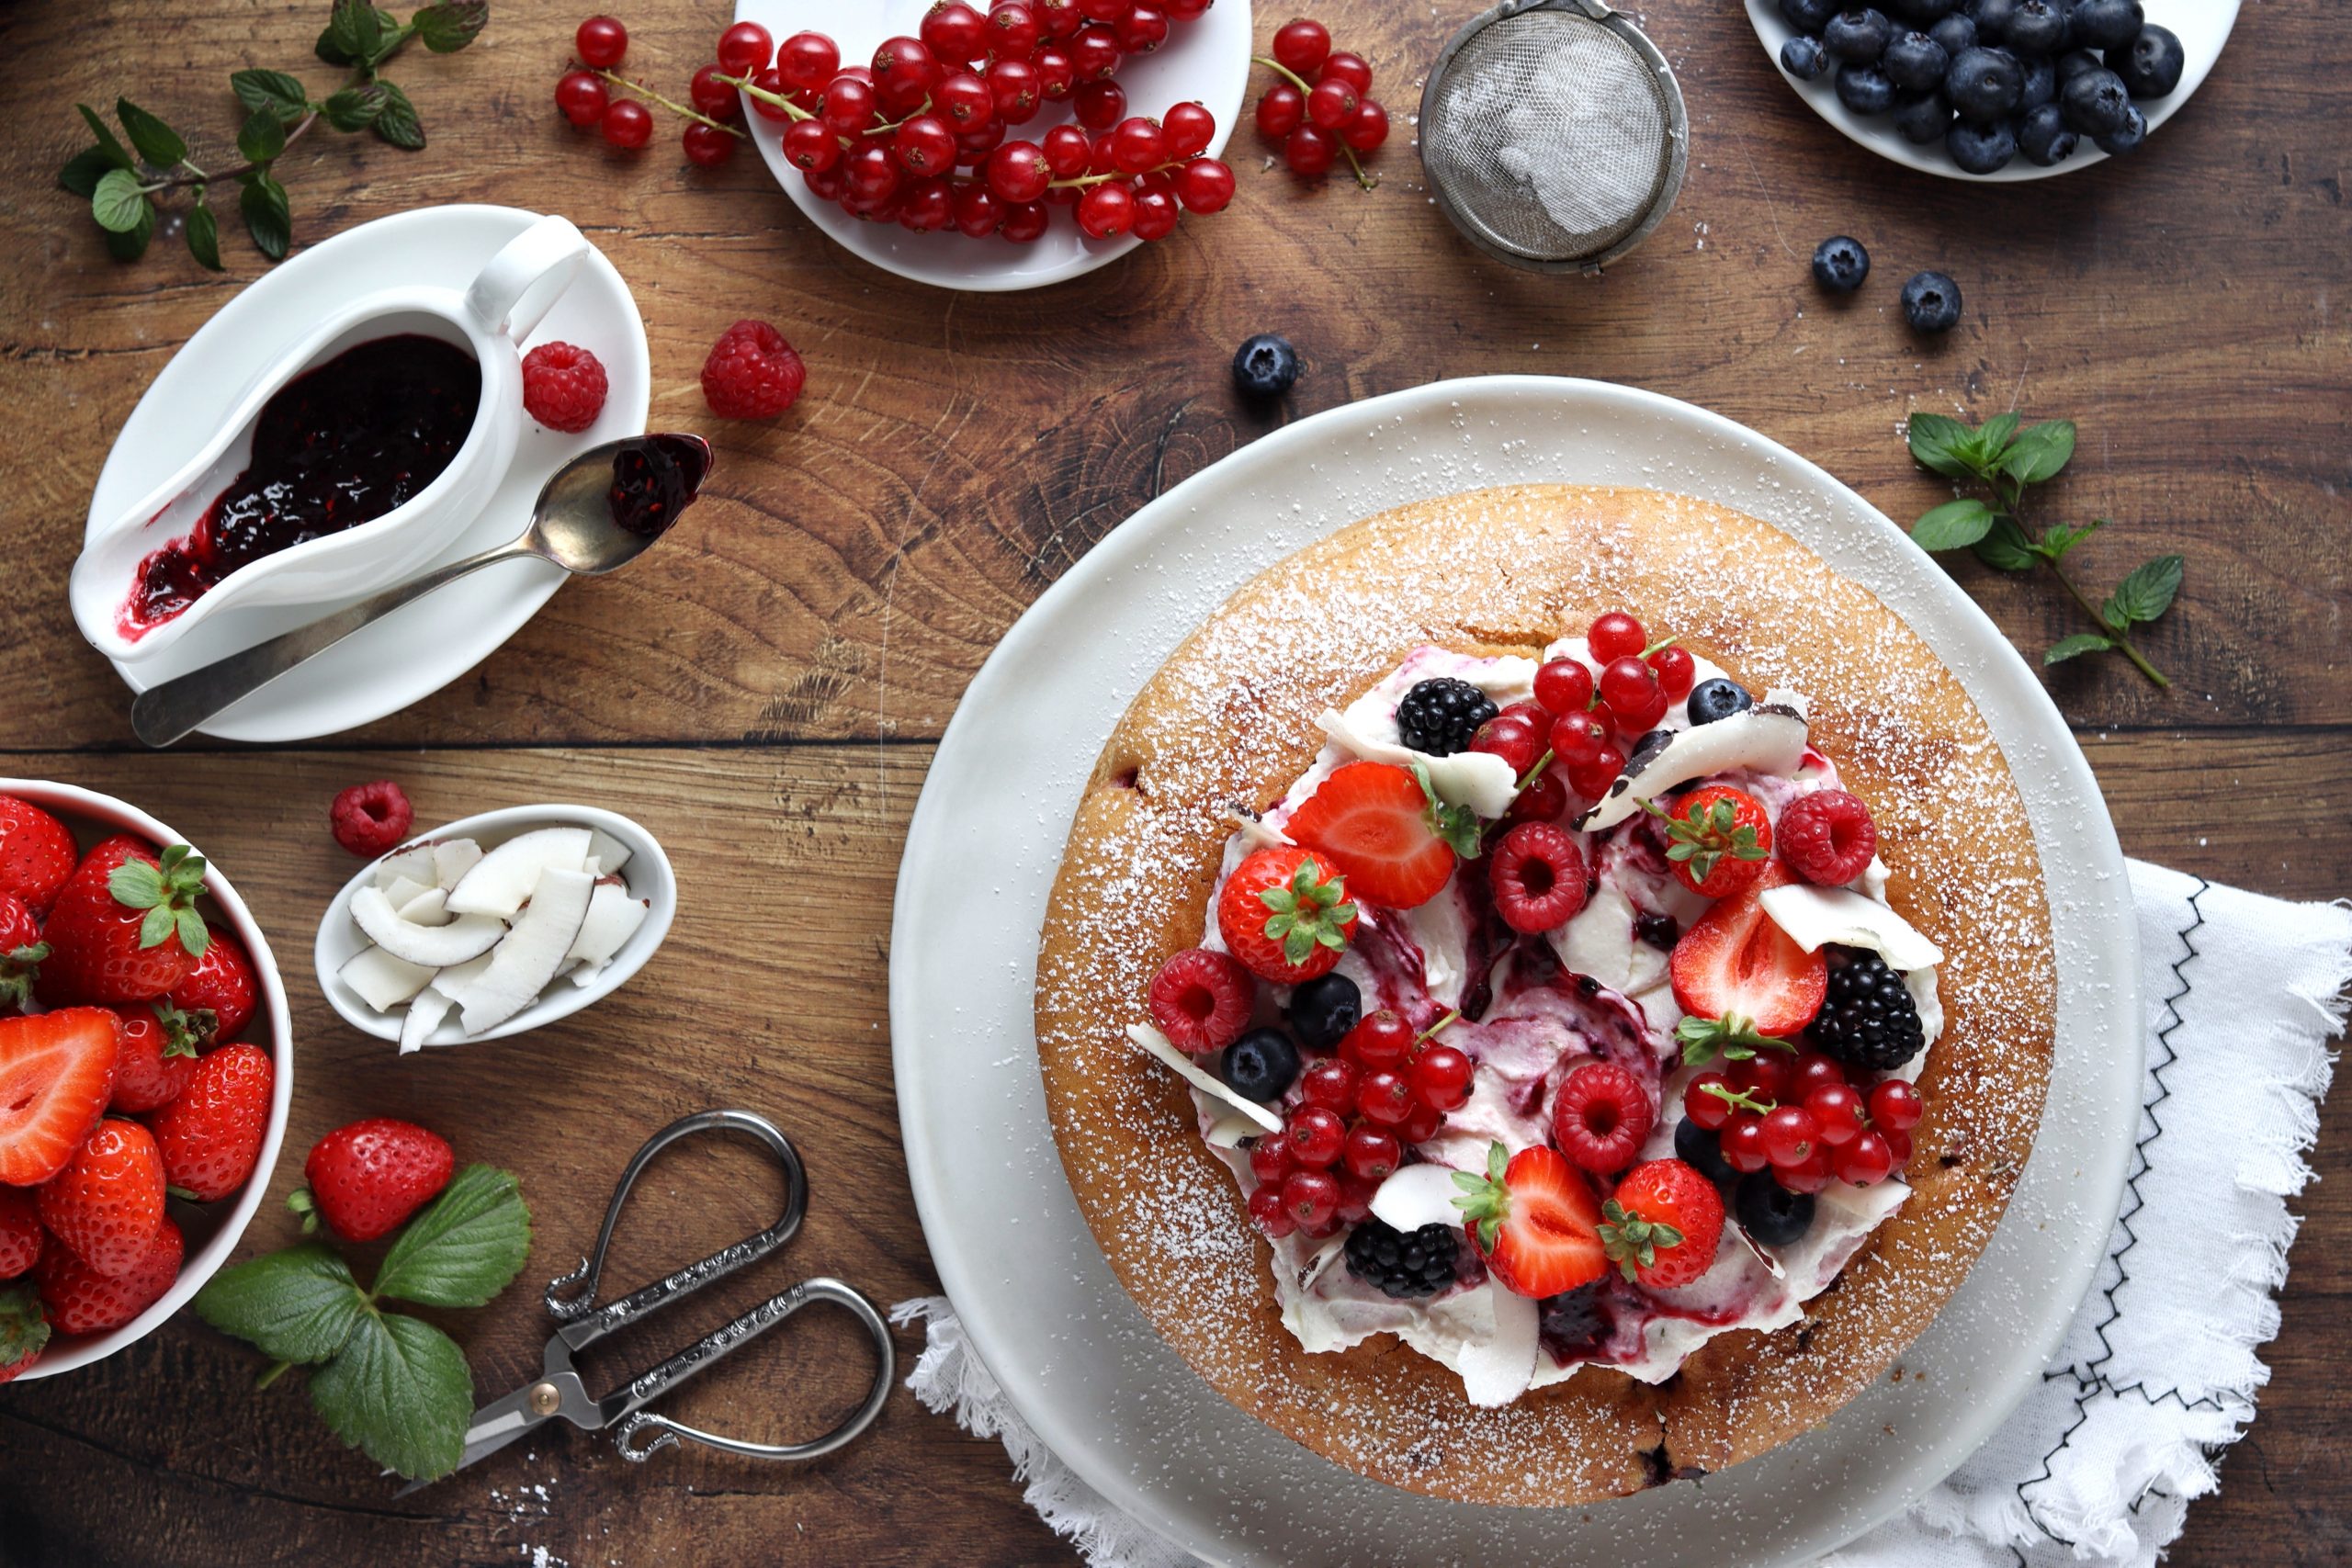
[69,213,592,664]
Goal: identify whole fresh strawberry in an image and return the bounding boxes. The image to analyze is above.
[1451,1140,1607,1298]
[165,924,257,1044]
[148,1043,274,1201]
[1215,845,1359,985]
[38,1215,181,1335]
[1283,761,1479,910]
[0,1283,49,1382]
[107,1000,209,1114]
[0,795,77,915]
[37,838,211,1007]
[0,892,48,1014]
[1600,1159,1725,1289]
[0,1008,122,1187]
[37,1120,166,1277]
[1647,784,1772,899]
[0,1188,43,1278]
[292,1118,455,1242]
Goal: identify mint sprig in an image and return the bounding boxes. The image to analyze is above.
[57,2,487,268]
[1903,412,2180,689]
[192,1163,531,1482]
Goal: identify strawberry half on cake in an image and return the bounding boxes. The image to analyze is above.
[1035,485,2056,1506]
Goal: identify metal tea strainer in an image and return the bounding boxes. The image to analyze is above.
[1419,0,1690,274]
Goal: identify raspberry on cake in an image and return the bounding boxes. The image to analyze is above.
[1035,484,2056,1505]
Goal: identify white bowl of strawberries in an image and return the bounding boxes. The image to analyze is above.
[0,781,292,1382]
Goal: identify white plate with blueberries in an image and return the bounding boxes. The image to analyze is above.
[1747,0,2239,181]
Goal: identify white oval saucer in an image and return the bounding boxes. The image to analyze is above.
[734,0,1251,292]
[84,204,650,743]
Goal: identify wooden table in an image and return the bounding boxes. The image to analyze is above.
[2,2,2344,1562]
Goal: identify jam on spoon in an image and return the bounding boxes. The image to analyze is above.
[123,333,482,636]
[605,434,711,538]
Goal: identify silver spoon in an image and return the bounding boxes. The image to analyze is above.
[130,434,712,749]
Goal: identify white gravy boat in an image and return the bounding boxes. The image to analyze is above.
[71,213,593,664]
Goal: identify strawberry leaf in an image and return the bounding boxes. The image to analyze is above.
[372,1165,532,1308]
[1598,1200,1684,1282]
[307,1309,472,1482]
[1675,1013,1795,1066]
[1411,763,1483,857]
[0,1285,51,1365]
[192,1243,371,1364]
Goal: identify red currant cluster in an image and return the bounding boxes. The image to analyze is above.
[1248,1010,1474,1240]
[723,5,1233,242]
[555,16,752,165]
[1250,18,1391,187]
[1683,1052,1924,1193]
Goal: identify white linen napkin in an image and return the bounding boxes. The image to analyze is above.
[897,862,2351,1568]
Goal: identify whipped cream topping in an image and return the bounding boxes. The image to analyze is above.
[1169,641,1942,1406]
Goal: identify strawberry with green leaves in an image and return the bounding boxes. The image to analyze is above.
[1452,1140,1607,1298]
[1645,784,1771,898]
[168,924,258,1043]
[1216,846,1359,985]
[0,1283,48,1382]
[38,838,211,1008]
[292,1118,455,1243]
[108,999,209,1114]
[1600,1159,1724,1288]
[1283,761,1480,909]
[0,893,47,1015]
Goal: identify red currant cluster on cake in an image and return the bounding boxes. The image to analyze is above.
[1250,17,1391,186]
[1684,1050,1924,1194]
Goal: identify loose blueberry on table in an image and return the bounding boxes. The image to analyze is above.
[1769,0,2189,175]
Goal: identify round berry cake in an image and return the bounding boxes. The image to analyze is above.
[1034,485,2055,1505]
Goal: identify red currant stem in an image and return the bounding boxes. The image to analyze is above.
[1638,635,1680,658]
[1993,474,2171,690]
[1250,54,1380,190]
[713,71,818,124]
[1511,749,1555,793]
[1415,1009,1461,1042]
[1701,1082,1775,1115]
[594,68,748,139]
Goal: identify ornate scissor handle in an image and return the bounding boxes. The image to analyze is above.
[543,1109,807,1342]
[610,1279,896,1463]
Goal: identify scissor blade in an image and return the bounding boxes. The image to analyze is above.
[390,1384,547,1497]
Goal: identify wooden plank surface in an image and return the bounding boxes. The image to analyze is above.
[1,0,2347,1562]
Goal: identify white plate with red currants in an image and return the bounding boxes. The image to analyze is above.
[724,0,1253,291]
[891,376,2142,1564]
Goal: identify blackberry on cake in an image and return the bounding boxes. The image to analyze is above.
[1810,945,1927,1070]
[1393,677,1497,757]
[1345,1217,1461,1299]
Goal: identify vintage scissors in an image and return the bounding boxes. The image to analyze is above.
[402,1109,894,1493]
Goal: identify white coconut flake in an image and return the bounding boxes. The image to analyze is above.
[1370,1163,1469,1233]
[1316,707,1521,819]
[1760,884,1945,971]
[1455,1283,1541,1407]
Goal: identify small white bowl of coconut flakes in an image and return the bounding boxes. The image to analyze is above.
[314,804,675,1052]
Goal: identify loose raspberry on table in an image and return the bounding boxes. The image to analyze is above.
[520,342,609,434]
[700,320,807,420]
[330,781,413,858]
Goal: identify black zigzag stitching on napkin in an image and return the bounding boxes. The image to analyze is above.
[2012,877,2210,1546]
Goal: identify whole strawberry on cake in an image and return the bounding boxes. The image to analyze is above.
[1034,485,2055,1505]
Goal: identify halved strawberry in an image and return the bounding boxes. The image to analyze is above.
[1668,863,1826,1037]
[1451,1141,1607,1298]
[1284,761,1477,909]
[0,1009,122,1187]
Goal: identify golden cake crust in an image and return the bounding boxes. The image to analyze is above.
[1033,485,2055,1505]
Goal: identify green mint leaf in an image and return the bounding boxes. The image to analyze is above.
[307,1309,472,1482]
[1972,513,2039,572]
[1976,412,2020,457]
[75,105,137,170]
[372,1165,531,1308]
[2039,518,2103,561]
[2107,554,2184,626]
[104,196,157,261]
[2044,633,2114,666]
[2001,420,2076,485]
[61,146,120,198]
[413,0,489,52]
[239,171,293,260]
[324,0,386,63]
[231,68,312,124]
[186,201,222,271]
[371,82,425,149]
[192,1243,369,1363]
[90,168,151,233]
[115,98,187,167]
[1910,498,1996,552]
[320,85,388,131]
[237,107,288,164]
[1905,413,1979,480]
